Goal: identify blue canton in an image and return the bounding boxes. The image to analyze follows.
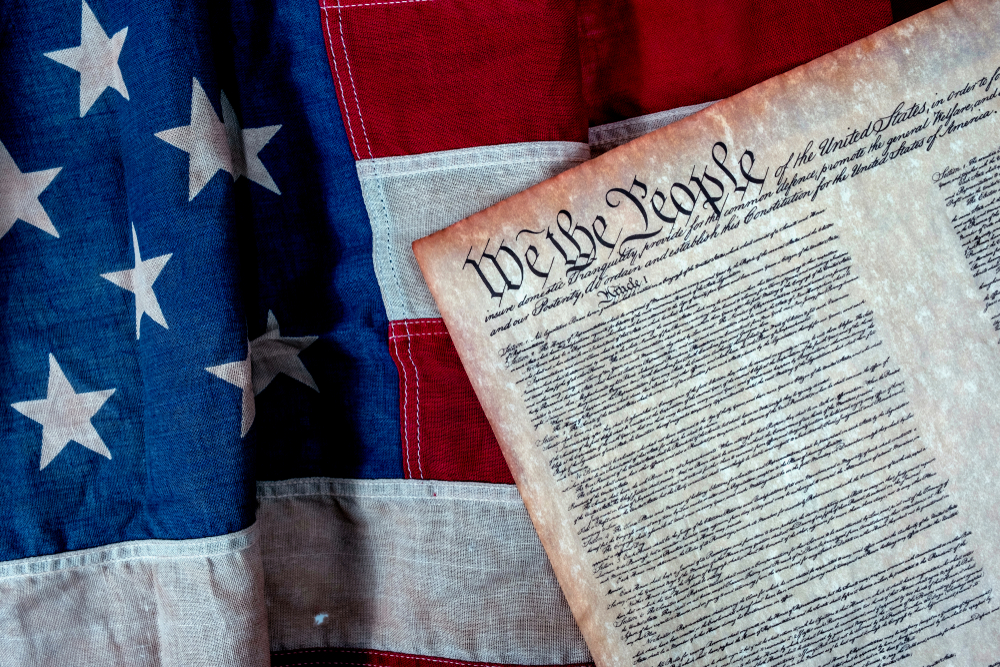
[0,0,401,561]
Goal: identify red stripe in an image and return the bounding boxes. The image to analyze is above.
[388,319,513,485]
[272,648,593,667]
[579,0,893,126]
[318,0,892,158]
[319,0,588,160]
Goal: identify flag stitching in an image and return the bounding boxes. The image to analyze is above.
[257,478,524,501]
[262,492,522,502]
[353,144,590,178]
[392,328,413,478]
[0,525,257,578]
[335,1,374,159]
[374,172,406,326]
[324,0,404,326]
[275,648,591,665]
[388,332,449,340]
[321,7,358,156]
[403,319,424,478]
[327,4,405,312]
[335,0,433,7]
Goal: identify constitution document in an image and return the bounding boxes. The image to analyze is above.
[413,1,1000,665]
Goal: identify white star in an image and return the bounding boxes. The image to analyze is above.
[0,140,61,241]
[11,355,115,470]
[155,78,281,201]
[207,347,255,437]
[251,310,319,395]
[43,1,129,117]
[101,224,172,339]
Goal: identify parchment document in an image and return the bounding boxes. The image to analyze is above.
[413,2,1000,665]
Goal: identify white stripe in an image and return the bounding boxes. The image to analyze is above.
[0,525,268,667]
[259,478,590,664]
[587,101,716,156]
[357,142,590,321]
[0,526,255,578]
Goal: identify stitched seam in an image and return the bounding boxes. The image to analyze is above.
[261,492,519,502]
[322,8,358,156]
[336,1,373,159]
[388,332,449,339]
[352,141,590,171]
[256,478,521,498]
[391,326,413,478]
[355,156,588,179]
[0,526,257,578]
[334,1,407,321]
[275,649,588,666]
[403,320,424,478]
[375,174,405,320]
[327,0,432,6]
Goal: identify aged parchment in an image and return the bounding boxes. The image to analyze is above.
[414,2,1000,665]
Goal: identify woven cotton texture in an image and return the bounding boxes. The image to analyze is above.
[0,525,268,667]
[357,142,590,321]
[258,478,590,664]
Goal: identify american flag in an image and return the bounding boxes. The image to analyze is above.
[0,0,924,664]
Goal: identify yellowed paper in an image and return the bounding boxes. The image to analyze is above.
[414,2,1000,665]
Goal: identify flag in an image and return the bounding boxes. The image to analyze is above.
[0,0,919,665]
